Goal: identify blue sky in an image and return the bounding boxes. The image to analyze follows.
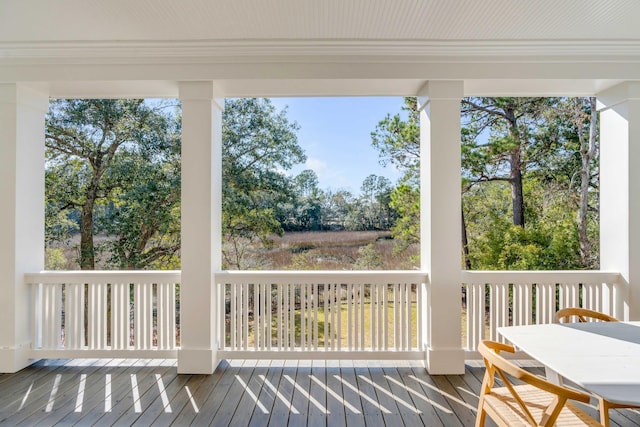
[269,97,406,195]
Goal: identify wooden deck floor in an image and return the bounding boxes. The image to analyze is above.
[0,358,638,426]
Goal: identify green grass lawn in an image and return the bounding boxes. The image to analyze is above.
[226,300,419,350]
[225,302,481,349]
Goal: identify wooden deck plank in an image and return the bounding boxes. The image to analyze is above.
[266,359,298,427]
[0,358,631,427]
[169,362,227,426]
[0,359,69,400]
[148,373,204,426]
[380,360,429,427]
[339,360,365,418]
[126,363,190,426]
[15,359,112,426]
[189,359,245,426]
[394,361,444,426]
[407,360,466,427]
[227,359,271,427]
[135,371,193,426]
[210,359,260,427]
[365,360,405,427]
[0,359,75,418]
[90,359,176,426]
[2,358,105,426]
[306,359,327,426]
[59,359,155,426]
[429,371,477,426]
[323,359,346,424]
[43,358,132,426]
[248,359,285,427]
[287,360,312,427]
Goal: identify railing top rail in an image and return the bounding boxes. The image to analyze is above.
[25,270,181,284]
[214,270,428,284]
[461,270,621,284]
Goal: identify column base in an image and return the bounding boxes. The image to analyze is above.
[0,343,37,373]
[177,348,219,374]
[425,346,465,375]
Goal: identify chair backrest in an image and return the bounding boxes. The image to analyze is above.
[553,307,618,324]
[478,340,594,426]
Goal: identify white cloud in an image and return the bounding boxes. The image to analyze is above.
[305,157,328,175]
[305,157,354,191]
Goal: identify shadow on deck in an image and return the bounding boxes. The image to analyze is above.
[0,358,638,426]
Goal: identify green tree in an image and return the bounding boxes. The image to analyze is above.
[222,98,305,269]
[354,244,383,270]
[321,189,354,230]
[46,99,179,270]
[461,97,557,228]
[371,97,421,247]
[371,97,420,185]
[99,147,181,269]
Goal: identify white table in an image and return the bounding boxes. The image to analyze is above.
[498,321,640,406]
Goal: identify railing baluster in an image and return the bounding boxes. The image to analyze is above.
[323,284,328,351]
[277,283,283,350]
[289,283,294,350]
[313,283,318,351]
[360,283,365,351]
[300,283,305,350]
[337,284,342,351]
[26,270,621,359]
[254,282,259,351]
[383,283,389,350]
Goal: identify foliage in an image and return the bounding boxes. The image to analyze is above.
[370,98,421,254]
[221,98,305,268]
[371,96,599,271]
[45,248,69,270]
[46,99,181,270]
[370,97,420,185]
[388,184,420,253]
[354,243,384,270]
[465,180,582,270]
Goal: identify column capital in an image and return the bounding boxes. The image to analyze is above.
[0,83,49,113]
[597,81,640,111]
[178,81,224,110]
[417,80,464,111]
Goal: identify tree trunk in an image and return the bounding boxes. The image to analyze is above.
[504,107,525,228]
[578,97,597,267]
[79,193,96,270]
[510,148,525,228]
[461,206,472,269]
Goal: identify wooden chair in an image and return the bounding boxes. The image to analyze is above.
[553,307,619,324]
[553,308,636,427]
[476,340,603,427]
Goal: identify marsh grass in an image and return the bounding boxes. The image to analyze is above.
[264,230,418,270]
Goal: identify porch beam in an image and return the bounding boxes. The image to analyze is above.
[598,81,640,320]
[178,81,223,374]
[418,80,465,375]
[0,83,48,372]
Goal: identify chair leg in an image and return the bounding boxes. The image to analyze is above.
[599,397,611,427]
[475,407,486,427]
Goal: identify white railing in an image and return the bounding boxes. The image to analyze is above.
[25,271,180,358]
[25,269,626,361]
[462,270,624,355]
[214,271,428,359]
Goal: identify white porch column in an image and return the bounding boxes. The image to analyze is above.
[178,82,223,374]
[0,84,48,373]
[598,82,640,320]
[419,80,465,375]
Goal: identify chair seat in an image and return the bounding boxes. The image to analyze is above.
[485,384,602,426]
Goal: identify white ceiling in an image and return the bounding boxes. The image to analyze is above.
[2,0,639,42]
[0,0,638,97]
